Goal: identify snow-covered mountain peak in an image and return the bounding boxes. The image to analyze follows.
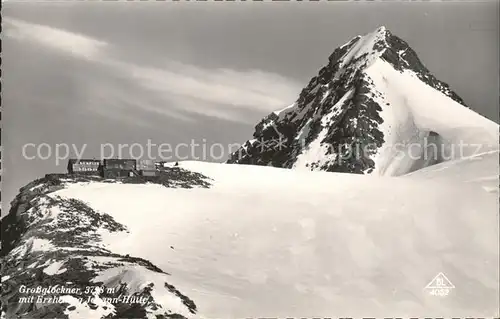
[329,25,389,72]
[323,26,466,104]
[227,27,498,176]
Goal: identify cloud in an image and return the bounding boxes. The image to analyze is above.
[112,60,302,119]
[84,76,199,124]
[4,17,302,123]
[125,61,301,111]
[3,17,108,61]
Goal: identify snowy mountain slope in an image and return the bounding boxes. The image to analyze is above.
[1,171,209,319]
[2,154,495,319]
[227,26,499,176]
[404,149,499,193]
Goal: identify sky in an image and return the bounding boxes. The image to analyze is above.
[1,1,499,215]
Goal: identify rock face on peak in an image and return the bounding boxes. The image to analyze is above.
[227,27,497,175]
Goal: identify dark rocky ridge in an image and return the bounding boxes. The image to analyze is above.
[227,27,469,174]
[1,170,211,318]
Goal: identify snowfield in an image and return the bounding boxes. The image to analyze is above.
[53,153,500,319]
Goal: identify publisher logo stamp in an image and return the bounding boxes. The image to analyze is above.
[425,272,455,297]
